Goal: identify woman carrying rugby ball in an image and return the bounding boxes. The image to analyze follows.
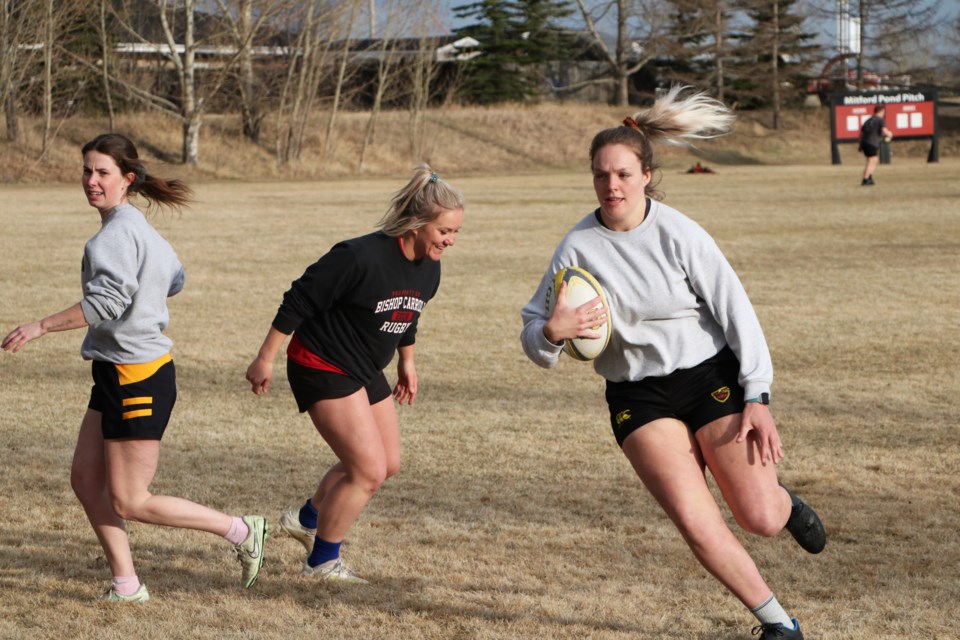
[520,87,825,640]
[246,164,463,583]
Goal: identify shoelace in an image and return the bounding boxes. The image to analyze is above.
[751,622,790,638]
[324,558,350,577]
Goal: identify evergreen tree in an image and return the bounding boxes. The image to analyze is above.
[453,0,572,104]
[734,0,819,118]
[663,0,737,102]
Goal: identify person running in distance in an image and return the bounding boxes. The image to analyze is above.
[858,104,893,186]
[246,165,464,584]
[519,86,825,640]
[2,134,268,603]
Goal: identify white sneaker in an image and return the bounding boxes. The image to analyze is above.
[279,508,316,552]
[300,557,368,584]
[102,583,150,603]
[234,515,269,588]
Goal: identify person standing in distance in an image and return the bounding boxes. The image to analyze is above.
[520,86,826,639]
[2,133,268,603]
[246,165,464,583]
[859,104,893,186]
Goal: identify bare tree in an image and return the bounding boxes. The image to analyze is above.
[358,0,408,172]
[0,0,44,141]
[573,0,670,105]
[98,0,115,132]
[214,0,288,144]
[852,0,936,89]
[322,0,362,161]
[275,1,345,165]
[41,0,53,159]
[25,0,84,159]
[107,0,245,164]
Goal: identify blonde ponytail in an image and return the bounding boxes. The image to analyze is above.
[377,164,465,237]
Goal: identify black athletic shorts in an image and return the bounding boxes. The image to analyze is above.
[605,346,746,446]
[286,359,392,413]
[861,143,879,158]
[88,354,177,440]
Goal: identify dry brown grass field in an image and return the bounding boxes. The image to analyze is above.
[1,157,959,640]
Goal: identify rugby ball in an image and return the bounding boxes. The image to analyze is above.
[546,266,612,361]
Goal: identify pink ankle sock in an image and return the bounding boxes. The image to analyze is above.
[112,575,141,596]
[224,516,249,545]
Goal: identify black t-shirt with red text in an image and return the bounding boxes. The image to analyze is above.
[272,231,440,384]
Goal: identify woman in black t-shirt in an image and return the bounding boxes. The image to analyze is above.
[246,165,464,583]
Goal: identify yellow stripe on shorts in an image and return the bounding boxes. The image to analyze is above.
[115,353,172,386]
[122,396,153,407]
[122,409,153,420]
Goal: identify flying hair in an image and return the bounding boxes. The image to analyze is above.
[625,85,734,145]
[589,85,735,199]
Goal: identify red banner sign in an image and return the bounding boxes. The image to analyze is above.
[833,92,936,141]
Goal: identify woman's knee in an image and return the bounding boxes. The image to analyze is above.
[109,495,141,521]
[348,463,389,495]
[734,507,784,537]
[384,456,400,480]
[70,465,104,503]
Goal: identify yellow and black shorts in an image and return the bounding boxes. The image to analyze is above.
[88,354,177,440]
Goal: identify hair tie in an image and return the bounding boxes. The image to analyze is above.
[622,117,641,132]
[429,171,439,184]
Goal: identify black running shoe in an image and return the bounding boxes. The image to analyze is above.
[781,483,826,554]
[752,618,804,639]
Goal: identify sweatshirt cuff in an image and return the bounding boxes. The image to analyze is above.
[743,383,770,401]
[533,322,565,356]
[80,298,104,327]
[271,310,300,335]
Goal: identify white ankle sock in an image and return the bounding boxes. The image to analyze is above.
[750,593,793,628]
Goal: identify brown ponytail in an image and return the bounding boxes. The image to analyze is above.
[81,134,193,212]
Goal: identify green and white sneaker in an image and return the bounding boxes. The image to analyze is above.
[300,557,368,584]
[235,515,269,588]
[102,583,150,603]
[279,507,316,553]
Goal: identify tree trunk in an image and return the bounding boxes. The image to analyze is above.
[614,0,628,106]
[181,0,199,164]
[99,0,114,132]
[323,0,360,161]
[715,1,724,101]
[409,35,435,160]
[856,0,866,90]
[41,0,53,161]
[238,0,260,143]
[771,0,780,129]
[4,90,17,141]
[1,0,18,140]
[183,115,201,166]
[359,43,395,173]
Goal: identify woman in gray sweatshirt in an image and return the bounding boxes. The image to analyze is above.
[2,134,267,602]
[520,87,824,640]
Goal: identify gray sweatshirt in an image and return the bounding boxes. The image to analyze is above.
[80,203,185,364]
[520,199,773,400]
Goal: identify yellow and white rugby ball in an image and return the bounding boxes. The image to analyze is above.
[546,266,612,361]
